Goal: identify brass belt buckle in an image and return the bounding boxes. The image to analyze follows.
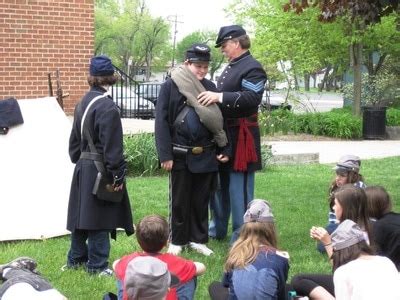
[191,146,203,154]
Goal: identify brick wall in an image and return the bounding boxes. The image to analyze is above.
[0,0,94,114]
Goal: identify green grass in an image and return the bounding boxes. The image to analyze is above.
[1,157,400,299]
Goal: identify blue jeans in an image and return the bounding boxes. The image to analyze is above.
[209,171,254,244]
[116,278,197,300]
[67,229,110,273]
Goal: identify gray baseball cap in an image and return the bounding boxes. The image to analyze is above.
[331,219,366,251]
[334,154,361,172]
[125,256,179,300]
[243,199,274,223]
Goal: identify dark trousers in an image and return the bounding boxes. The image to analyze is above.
[208,281,229,300]
[67,229,110,273]
[291,273,334,297]
[169,169,216,245]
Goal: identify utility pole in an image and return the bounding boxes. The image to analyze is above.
[167,14,183,68]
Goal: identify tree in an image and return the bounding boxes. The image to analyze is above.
[136,16,170,80]
[229,0,349,93]
[284,0,399,115]
[94,0,171,80]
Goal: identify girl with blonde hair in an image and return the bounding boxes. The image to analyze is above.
[209,199,289,300]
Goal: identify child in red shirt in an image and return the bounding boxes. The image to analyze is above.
[113,215,206,300]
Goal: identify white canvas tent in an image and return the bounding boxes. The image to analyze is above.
[0,97,73,241]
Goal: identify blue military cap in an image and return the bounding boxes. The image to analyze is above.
[186,43,211,62]
[215,25,246,48]
[0,97,24,134]
[89,55,115,76]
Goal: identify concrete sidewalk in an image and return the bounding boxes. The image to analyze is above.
[121,118,400,164]
[268,140,400,164]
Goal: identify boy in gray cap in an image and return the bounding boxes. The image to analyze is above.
[124,256,176,300]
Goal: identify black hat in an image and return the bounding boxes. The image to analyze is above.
[0,97,24,134]
[89,55,115,76]
[186,43,211,62]
[215,25,246,47]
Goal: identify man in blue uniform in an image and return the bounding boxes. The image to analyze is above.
[155,44,229,256]
[198,25,267,243]
[64,55,134,276]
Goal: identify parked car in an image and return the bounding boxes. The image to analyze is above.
[135,82,162,105]
[111,85,155,119]
[260,90,292,111]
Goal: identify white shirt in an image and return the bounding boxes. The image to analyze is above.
[334,255,400,300]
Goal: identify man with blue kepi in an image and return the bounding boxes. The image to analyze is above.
[198,25,267,243]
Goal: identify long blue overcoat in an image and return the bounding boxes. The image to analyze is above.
[66,86,134,236]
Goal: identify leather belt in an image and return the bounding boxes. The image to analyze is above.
[172,143,215,155]
[227,115,258,127]
[80,152,103,162]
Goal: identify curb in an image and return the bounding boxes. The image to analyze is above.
[270,153,319,165]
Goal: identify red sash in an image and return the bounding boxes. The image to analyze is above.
[229,114,258,171]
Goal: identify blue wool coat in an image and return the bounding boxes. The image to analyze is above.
[155,78,230,173]
[217,51,267,172]
[66,86,134,235]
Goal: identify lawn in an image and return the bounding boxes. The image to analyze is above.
[1,156,399,299]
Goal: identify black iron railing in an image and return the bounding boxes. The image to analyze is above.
[111,65,162,119]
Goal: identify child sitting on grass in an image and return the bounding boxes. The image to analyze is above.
[331,219,400,300]
[113,214,206,300]
[365,185,400,270]
[208,199,289,300]
[318,154,366,253]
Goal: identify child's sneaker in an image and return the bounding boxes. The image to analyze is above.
[189,242,213,256]
[167,243,183,255]
[98,268,114,277]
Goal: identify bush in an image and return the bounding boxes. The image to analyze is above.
[261,144,274,169]
[386,108,400,126]
[124,133,162,176]
[259,108,295,136]
[259,108,362,139]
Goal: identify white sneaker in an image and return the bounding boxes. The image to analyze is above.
[167,243,183,255]
[189,242,214,256]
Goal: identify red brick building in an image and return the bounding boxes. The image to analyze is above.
[0,0,94,114]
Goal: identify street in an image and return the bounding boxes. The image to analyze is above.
[270,91,343,113]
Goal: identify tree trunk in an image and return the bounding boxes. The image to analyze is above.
[353,42,362,116]
[311,73,317,88]
[319,65,331,92]
[293,73,299,90]
[304,73,310,91]
[366,51,374,76]
[279,61,291,90]
[374,53,387,75]
[326,66,338,92]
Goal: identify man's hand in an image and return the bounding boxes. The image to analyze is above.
[113,183,124,191]
[216,154,229,163]
[198,91,221,107]
[161,160,173,171]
